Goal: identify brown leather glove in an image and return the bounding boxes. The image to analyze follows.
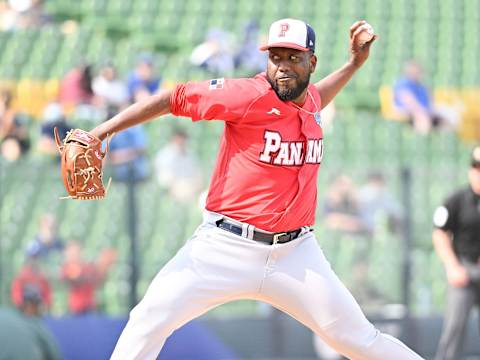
[54,128,111,200]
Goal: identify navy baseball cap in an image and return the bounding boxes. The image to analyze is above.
[260,19,316,53]
[471,145,480,167]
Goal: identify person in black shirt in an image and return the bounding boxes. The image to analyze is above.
[433,145,480,360]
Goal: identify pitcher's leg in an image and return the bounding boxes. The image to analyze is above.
[110,242,224,360]
[259,234,424,360]
[110,223,265,360]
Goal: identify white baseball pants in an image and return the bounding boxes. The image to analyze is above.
[110,211,424,360]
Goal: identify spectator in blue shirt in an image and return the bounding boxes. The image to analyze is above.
[393,60,458,135]
[25,213,64,260]
[108,125,149,183]
[126,54,161,102]
[234,20,267,76]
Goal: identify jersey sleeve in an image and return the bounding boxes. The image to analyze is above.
[170,78,262,122]
[433,192,460,232]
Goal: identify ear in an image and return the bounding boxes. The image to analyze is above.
[309,53,317,74]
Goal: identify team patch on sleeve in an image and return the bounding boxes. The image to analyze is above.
[209,78,224,90]
[433,206,449,227]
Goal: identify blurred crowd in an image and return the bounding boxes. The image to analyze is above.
[0,14,477,360]
[3,212,117,359]
[11,213,117,316]
[0,54,159,162]
[0,10,469,164]
[322,171,403,308]
[0,17,461,323]
[190,20,267,77]
[0,55,467,168]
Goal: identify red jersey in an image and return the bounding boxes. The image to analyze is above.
[61,262,99,314]
[11,264,52,309]
[170,73,324,232]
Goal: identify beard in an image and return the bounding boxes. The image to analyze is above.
[267,73,311,102]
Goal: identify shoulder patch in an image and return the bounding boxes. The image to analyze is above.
[433,206,449,227]
[209,78,224,90]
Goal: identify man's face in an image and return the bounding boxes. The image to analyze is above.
[40,214,56,242]
[137,62,153,81]
[405,61,422,82]
[102,66,116,81]
[266,47,316,102]
[65,241,82,262]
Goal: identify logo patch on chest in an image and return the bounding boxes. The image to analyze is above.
[209,78,224,90]
[259,130,323,166]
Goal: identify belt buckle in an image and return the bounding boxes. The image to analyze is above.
[272,232,287,245]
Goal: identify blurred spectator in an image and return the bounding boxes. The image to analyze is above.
[92,62,129,118]
[25,213,64,261]
[349,260,389,311]
[323,174,365,234]
[190,28,235,76]
[108,124,149,183]
[358,171,403,237]
[393,60,459,135]
[155,128,202,202]
[0,0,17,30]
[233,20,267,76]
[0,0,50,31]
[126,54,161,101]
[61,240,116,314]
[315,165,394,360]
[37,102,73,158]
[6,245,61,360]
[12,0,49,28]
[11,256,52,313]
[59,62,95,109]
[323,174,390,311]
[0,304,60,360]
[131,85,151,104]
[0,89,30,161]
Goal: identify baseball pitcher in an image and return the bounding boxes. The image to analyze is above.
[57,19,424,360]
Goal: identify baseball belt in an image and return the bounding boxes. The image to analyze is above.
[215,219,307,245]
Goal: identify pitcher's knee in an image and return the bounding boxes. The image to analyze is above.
[323,318,380,351]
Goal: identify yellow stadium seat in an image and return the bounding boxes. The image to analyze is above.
[458,89,480,143]
[378,85,408,121]
[11,79,60,119]
[44,79,60,101]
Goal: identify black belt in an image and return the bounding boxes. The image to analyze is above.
[215,219,305,245]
